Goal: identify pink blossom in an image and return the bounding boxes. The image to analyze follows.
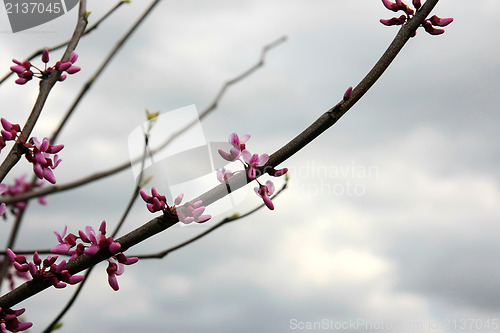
[10,50,80,85]
[268,167,288,177]
[0,118,21,154]
[106,254,138,291]
[49,222,138,291]
[379,0,452,35]
[242,150,269,179]
[174,193,184,205]
[0,307,32,332]
[106,258,124,291]
[139,187,167,213]
[69,51,78,63]
[80,221,121,256]
[24,137,64,184]
[380,15,407,26]
[6,249,84,290]
[429,15,453,27]
[422,20,445,35]
[218,132,250,161]
[381,0,399,11]
[254,180,275,210]
[216,167,234,182]
[51,225,77,254]
[140,187,212,223]
[66,65,81,74]
[0,175,46,218]
[177,200,211,224]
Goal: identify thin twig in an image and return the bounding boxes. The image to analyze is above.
[52,0,163,143]
[0,0,128,86]
[0,0,441,309]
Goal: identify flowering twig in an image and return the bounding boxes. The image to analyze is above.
[0,0,146,290]
[51,0,163,143]
[41,118,154,333]
[0,0,444,310]
[0,0,129,86]
[136,176,288,260]
[1,36,287,205]
[0,0,88,183]
[0,0,88,293]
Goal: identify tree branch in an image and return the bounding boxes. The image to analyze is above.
[0,0,89,183]
[0,36,287,205]
[0,0,440,309]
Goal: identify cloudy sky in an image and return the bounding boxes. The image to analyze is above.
[1,1,500,332]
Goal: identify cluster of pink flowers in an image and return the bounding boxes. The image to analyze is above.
[6,249,84,289]
[50,221,138,291]
[0,119,20,154]
[0,117,64,185]
[217,133,288,210]
[10,49,80,85]
[0,175,46,218]
[23,137,63,184]
[140,189,211,224]
[0,307,32,332]
[380,0,453,35]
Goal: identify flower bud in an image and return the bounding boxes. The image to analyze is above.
[422,20,445,35]
[42,48,50,63]
[343,86,353,101]
[381,0,399,11]
[429,15,453,27]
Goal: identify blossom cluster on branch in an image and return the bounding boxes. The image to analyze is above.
[6,249,84,289]
[51,221,138,291]
[217,132,288,210]
[140,189,211,224]
[380,0,453,35]
[10,49,80,85]
[0,176,46,218]
[0,307,32,332]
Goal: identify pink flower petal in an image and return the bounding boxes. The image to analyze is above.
[69,51,78,63]
[108,274,120,291]
[258,153,269,166]
[263,195,274,210]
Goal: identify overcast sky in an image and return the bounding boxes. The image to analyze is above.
[1,1,500,332]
